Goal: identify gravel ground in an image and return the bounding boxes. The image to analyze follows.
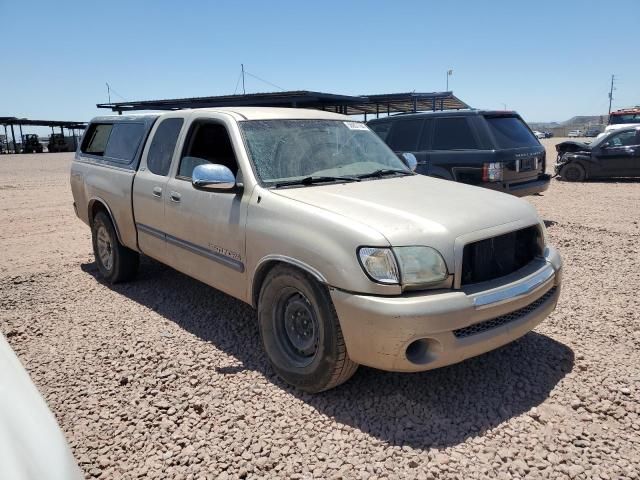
[1,145,639,479]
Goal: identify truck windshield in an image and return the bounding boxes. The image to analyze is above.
[485,115,540,149]
[240,120,410,186]
[609,113,640,125]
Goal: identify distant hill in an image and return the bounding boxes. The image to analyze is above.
[529,114,608,133]
[561,115,608,127]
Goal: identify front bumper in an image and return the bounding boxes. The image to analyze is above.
[331,246,562,372]
[483,173,551,197]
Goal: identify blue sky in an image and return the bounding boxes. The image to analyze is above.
[1,0,638,130]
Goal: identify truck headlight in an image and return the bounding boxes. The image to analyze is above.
[358,246,448,286]
[358,247,399,284]
[393,246,448,286]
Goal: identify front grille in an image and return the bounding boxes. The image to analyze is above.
[461,225,542,285]
[453,286,557,339]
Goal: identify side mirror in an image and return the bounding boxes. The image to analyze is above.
[192,163,236,191]
[400,152,418,171]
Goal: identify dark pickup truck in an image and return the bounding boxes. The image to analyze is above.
[368,110,550,196]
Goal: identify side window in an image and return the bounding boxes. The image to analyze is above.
[387,119,424,151]
[178,121,239,179]
[81,124,113,156]
[608,130,638,147]
[104,123,145,162]
[369,122,392,142]
[433,117,478,150]
[147,118,184,176]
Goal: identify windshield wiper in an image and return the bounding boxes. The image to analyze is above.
[274,175,361,188]
[355,169,413,180]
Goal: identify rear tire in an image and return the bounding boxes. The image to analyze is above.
[559,163,585,182]
[91,211,139,283]
[258,265,358,392]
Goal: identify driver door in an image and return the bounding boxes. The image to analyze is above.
[597,130,638,176]
[163,114,247,300]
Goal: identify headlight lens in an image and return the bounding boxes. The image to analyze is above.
[358,247,399,284]
[394,246,448,286]
[358,246,448,287]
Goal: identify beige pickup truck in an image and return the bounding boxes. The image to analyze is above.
[70,107,562,392]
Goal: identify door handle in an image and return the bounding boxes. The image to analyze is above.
[169,191,182,203]
[152,186,162,198]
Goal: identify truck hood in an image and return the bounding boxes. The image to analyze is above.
[271,175,540,250]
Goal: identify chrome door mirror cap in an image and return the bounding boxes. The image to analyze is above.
[401,152,418,171]
[192,163,236,191]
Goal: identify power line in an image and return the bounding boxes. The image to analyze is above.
[106,82,127,102]
[233,71,243,95]
[242,69,286,92]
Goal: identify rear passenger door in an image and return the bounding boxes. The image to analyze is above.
[429,117,481,181]
[132,117,185,263]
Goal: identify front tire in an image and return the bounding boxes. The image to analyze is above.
[258,265,358,392]
[559,163,586,182]
[91,211,139,283]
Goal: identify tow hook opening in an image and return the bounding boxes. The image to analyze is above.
[405,338,442,365]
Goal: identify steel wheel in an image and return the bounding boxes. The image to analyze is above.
[96,224,114,272]
[275,289,319,367]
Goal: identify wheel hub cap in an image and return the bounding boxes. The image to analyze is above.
[96,225,113,271]
[283,294,317,357]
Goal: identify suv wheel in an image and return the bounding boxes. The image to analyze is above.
[258,265,358,392]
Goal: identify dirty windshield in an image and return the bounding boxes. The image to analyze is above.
[240,119,410,186]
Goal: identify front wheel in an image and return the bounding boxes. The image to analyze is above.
[559,163,586,182]
[258,265,358,392]
[91,211,139,283]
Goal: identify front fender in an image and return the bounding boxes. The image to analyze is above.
[245,188,402,301]
[555,153,590,173]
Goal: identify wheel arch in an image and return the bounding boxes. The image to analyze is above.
[560,158,590,180]
[87,198,123,244]
[251,256,327,308]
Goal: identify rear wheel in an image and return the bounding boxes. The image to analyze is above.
[91,211,139,283]
[560,163,585,182]
[258,265,358,392]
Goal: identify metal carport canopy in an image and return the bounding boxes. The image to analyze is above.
[95,90,470,115]
[0,117,87,129]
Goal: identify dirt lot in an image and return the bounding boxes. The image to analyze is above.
[1,144,639,479]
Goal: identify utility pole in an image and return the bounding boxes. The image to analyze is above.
[608,74,616,114]
[446,69,453,91]
[241,64,246,95]
[106,82,111,103]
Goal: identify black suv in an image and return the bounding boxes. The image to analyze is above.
[368,110,550,196]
